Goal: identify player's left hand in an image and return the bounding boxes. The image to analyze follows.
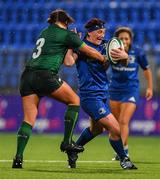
[110,48,128,61]
[71,28,82,38]
[145,88,153,100]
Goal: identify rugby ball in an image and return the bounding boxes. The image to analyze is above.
[106,37,124,64]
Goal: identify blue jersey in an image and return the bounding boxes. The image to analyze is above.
[109,46,149,92]
[76,39,109,100]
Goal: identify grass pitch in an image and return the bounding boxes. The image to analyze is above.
[0,133,160,179]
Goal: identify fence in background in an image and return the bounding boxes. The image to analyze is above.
[0,95,160,135]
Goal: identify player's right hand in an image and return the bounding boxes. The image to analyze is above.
[110,48,128,61]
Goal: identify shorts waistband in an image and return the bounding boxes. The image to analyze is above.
[25,67,57,74]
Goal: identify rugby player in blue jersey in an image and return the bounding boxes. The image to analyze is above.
[109,27,153,160]
[63,18,137,170]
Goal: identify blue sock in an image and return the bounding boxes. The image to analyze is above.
[76,127,95,146]
[109,138,127,160]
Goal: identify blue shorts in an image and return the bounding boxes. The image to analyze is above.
[109,90,139,105]
[81,98,111,121]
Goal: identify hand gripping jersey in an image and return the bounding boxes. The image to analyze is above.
[26,24,84,74]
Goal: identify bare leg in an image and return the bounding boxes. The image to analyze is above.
[119,102,136,147]
[22,94,40,126]
[109,100,121,122]
[50,81,79,105]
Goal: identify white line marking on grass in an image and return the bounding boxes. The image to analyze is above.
[0,160,113,163]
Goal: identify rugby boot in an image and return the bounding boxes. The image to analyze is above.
[67,151,78,168]
[60,141,84,153]
[120,156,137,170]
[12,155,23,168]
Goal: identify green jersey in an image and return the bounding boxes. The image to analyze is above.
[26,24,84,73]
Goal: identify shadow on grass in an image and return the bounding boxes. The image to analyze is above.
[135,161,160,165]
[25,167,135,174]
[24,167,159,178]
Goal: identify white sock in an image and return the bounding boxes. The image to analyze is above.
[124,145,128,150]
[124,145,129,156]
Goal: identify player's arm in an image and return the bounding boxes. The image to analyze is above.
[79,43,106,63]
[64,49,78,66]
[138,49,153,100]
[143,68,153,100]
[67,32,106,63]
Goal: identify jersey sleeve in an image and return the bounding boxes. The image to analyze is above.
[66,31,85,49]
[137,49,150,70]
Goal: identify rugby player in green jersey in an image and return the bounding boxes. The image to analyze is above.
[12,9,107,168]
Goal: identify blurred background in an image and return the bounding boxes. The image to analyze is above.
[0,0,160,135]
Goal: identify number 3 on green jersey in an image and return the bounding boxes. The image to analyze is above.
[32,38,45,59]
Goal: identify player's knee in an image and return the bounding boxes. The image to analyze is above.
[115,128,121,138]
[90,126,103,136]
[68,95,80,105]
[120,118,129,126]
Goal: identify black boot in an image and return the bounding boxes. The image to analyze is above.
[60,141,84,153]
[12,155,23,168]
[67,151,78,168]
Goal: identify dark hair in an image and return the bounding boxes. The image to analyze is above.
[114,26,134,39]
[85,18,105,30]
[47,9,74,25]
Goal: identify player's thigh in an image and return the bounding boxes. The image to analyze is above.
[109,100,121,120]
[19,69,36,97]
[119,102,136,125]
[81,98,110,121]
[81,99,120,135]
[32,70,63,97]
[50,81,80,105]
[90,118,104,135]
[22,94,40,126]
[30,70,79,105]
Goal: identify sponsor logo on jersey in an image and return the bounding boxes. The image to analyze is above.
[98,107,106,115]
[112,66,136,72]
[129,55,135,63]
[128,96,136,102]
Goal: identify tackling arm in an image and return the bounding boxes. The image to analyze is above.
[79,44,106,63]
[64,43,107,66]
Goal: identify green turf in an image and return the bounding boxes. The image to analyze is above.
[0,133,160,179]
